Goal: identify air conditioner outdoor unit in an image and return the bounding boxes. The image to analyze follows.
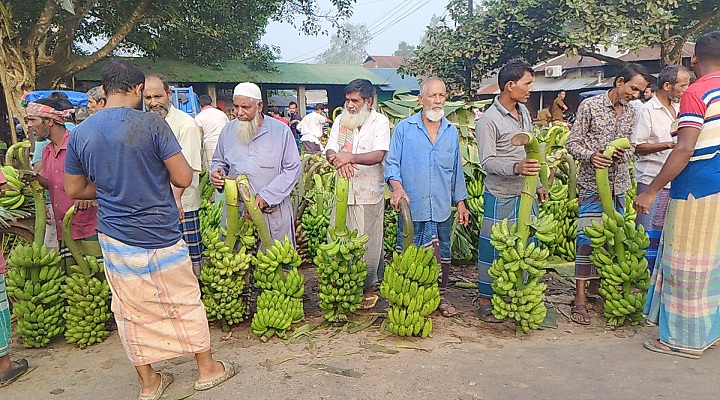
[545,65,563,78]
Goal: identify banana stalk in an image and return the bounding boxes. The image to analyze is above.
[237,174,273,249]
[538,142,550,190]
[562,153,578,199]
[334,176,349,233]
[224,178,240,249]
[30,180,46,246]
[61,206,91,276]
[399,198,414,251]
[511,132,541,244]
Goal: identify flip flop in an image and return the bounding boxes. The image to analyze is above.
[643,340,702,359]
[439,299,458,317]
[474,304,501,323]
[362,295,379,310]
[0,359,29,387]
[194,360,239,391]
[570,304,591,325]
[138,372,174,400]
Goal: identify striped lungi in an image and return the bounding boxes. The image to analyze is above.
[0,273,10,357]
[396,217,452,262]
[575,190,625,279]
[644,192,720,351]
[180,210,203,265]
[99,233,211,366]
[635,183,670,274]
[477,191,538,299]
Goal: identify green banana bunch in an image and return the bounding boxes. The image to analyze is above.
[379,245,440,338]
[199,170,215,200]
[62,256,111,346]
[5,242,66,347]
[299,173,334,263]
[487,219,549,333]
[315,226,369,322]
[383,201,398,253]
[199,198,223,234]
[252,238,305,339]
[465,172,486,224]
[0,165,32,210]
[199,227,253,328]
[583,209,651,326]
[538,184,578,261]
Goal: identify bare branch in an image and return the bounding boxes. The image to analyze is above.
[577,49,626,67]
[28,0,58,48]
[669,11,720,60]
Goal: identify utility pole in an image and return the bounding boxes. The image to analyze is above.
[465,0,473,97]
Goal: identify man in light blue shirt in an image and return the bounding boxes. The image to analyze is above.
[385,77,469,317]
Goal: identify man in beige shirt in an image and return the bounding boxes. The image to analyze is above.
[551,90,568,122]
[145,74,204,275]
[326,79,390,310]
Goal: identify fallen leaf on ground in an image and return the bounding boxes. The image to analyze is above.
[50,389,64,395]
[360,343,399,354]
[261,356,296,371]
[395,342,432,352]
[301,363,364,378]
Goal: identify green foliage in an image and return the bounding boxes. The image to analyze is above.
[315,22,371,65]
[393,41,415,57]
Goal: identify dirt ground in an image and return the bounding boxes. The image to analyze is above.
[4,264,719,400]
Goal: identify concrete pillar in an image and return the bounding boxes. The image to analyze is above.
[207,83,218,106]
[298,85,307,117]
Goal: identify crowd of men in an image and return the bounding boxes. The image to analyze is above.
[1,29,719,394]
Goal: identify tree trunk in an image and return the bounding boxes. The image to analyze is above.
[0,41,36,144]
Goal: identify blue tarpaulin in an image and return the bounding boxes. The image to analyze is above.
[22,90,88,107]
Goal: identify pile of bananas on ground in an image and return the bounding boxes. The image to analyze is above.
[199,227,253,329]
[315,226,369,322]
[0,165,31,209]
[488,219,550,333]
[584,210,650,326]
[383,201,397,254]
[538,183,578,261]
[5,242,65,347]
[251,238,304,339]
[62,256,111,346]
[380,245,440,338]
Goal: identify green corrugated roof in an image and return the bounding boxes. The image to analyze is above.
[75,57,387,86]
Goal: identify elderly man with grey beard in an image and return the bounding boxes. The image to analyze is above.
[210,82,301,245]
[325,78,391,309]
[385,77,470,318]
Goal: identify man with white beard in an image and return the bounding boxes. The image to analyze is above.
[385,77,469,317]
[210,82,301,245]
[325,79,391,309]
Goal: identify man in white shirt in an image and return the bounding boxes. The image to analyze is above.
[631,65,690,273]
[145,74,204,275]
[326,79,391,309]
[195,95,229,171]
[298,103,331,154]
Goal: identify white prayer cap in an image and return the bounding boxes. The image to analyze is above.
[233,82,262,100]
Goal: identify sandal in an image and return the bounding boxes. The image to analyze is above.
[643,340,702,359]
[362,295,379,310]
[439,298,458,317]
[570,304,591,325]
[474,304,501,323]
[138,372,173,400]
[194,360,239,391]
[0,359,29,387]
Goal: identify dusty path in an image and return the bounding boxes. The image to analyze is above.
[4,266,718,400]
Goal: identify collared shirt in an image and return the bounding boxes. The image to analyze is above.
[211,116,301,206]
[670,72,720,200]
[194,105,228,144]
[631,95,678,188]
[326,109,391,205]
[551,98,566,121]
[166,105,202,212]
[476,97,533,199]
[289,112,301,138]
[298,112,326,144]
[566,91,635,195]
[42,129,98,241]
[385,112,468,222]
[537,108,551,127]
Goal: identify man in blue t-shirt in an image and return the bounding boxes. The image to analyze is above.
[64,60,237,399]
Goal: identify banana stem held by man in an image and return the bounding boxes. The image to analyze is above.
[399,198,414,251]
[562,153,578,199]
[224,178,240,249]
[538,142,550,190]
[334,176,349,233]
[511,132,541,244]
[61,205,91,276]
[237,174,274,249]
[30,180,46,247]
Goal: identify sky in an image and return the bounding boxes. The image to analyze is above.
[261,0,451,63]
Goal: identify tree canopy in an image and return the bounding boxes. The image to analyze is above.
[393,41,415,57]
[401,0,720,93]
[315,22,371,65]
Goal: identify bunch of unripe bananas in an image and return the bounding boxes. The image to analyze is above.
[199,170,215,200]
[0,165,30,209]
[5,242,65,347]
[584,209,650,326]
[488,219,549,333]
[465,173,485,224]
[380,245,440,338]
[199,227,253,328]
[199,198,222,234]
[252,238,305,338]
[538,183,578,261]
[62,256,111,346]
[299,174,333,263]
[383,201,397,253]
[315,226,369,322]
